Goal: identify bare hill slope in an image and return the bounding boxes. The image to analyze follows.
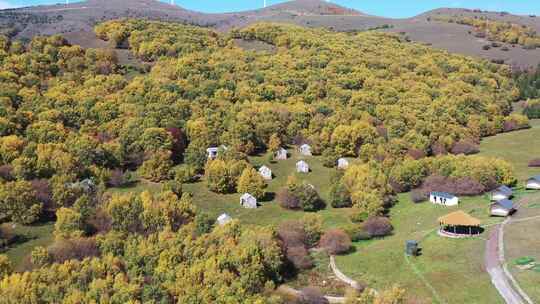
[1,1,540,68]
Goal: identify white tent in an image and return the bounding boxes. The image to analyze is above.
[526,175,540,190]
[275,147,288,160]
[337,158,349,170]
[217,213,232,226]
[299,144,312,156]
[206,147,219,160]
[258,165,272,180]
[296,160,309,173]
[240,193,258,209]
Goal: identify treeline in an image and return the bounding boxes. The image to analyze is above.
[434,16,540,49]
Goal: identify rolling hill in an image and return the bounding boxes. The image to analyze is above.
[1,0,540,68]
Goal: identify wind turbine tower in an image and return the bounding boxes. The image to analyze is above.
[170,0,175,5]
[264,0,267,8]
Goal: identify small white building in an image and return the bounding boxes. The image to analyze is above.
[275,148,288,160]
[217,213,232,226]
[299,144,312,156]
[337,158,349,170]
[207,147,219,160]
[207,145,228,160]
[490,199,515,217]
[258,165,272,180]
[490,185,513,201]
[526,175,540,190]
[296,160,309,173]
[240,193,258,209]
[430,192,459,206]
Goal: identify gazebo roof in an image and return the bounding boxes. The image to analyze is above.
[438,211,480,227]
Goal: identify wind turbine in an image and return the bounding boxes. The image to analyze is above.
[170,0,175,5]
[263,0,267,8]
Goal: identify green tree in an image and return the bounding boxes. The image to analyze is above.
[0,181,42,224]
[237,167,266,199]
[54,207,84,239]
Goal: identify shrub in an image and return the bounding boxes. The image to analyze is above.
[321,148,339,168]
[319,228,351,255]
[482,44,491,50]
[528,158,540,167]
[30,246,51,267]
[139,151,173,182]
[362,217,393,238]
[329,182,352,208]
[286,246,314,270]
[162,180,183,196]
[299,287,329,304]
[0,254,12,278]
[237,167,266,199]
[277,188,301,210]
[30,179,54,211]
[278,220,307,249]
[301,214,323,248]
[184,146,207,173]
[342,224,370,241]
[450,140,479,155]
[54,207,84,239]
[0,165,13,181]
[410,188,428,203]
[420,174,486,196]
[295,184,325,212]
[172,165,198,183]
[48,237,99,263]
[108,169,127,187]
[407,148,426,160]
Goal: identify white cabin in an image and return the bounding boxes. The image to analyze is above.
[429,192,459,206]
[275,148,288,160]
[258,165,272,180]
[206,147,219,160]
[337,158,349,170]
[296,160,309,173]
[526,175,540,190]
[240,193,258,209]
[490,185,513,201]
[299,144,312,156]
[217,213,232,226]
[490,199,515,217]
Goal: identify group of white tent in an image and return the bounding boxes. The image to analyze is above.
[214,144,351,225]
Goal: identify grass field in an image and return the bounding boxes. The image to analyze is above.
[1,221,54,271]
[334,193,504,304]
[479,119,540,180]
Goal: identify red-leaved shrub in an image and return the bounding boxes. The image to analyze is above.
[528,158,540,167]
[362,217,393,238]
[450,140,479,155]
[277,188,301,210]
[48,238,99,263]
[319,229,351,255]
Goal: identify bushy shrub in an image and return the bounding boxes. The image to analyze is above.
[321,148,339,168]
[410,188,428,203]
[319,229,351,255]
[528,158,540,167]
[277,188,301,210]
[450,140,479,155]
[286,246,313,270]
[342,224,371,241]
[299,287,329,304]
[420,174,486,196]
[30,246,51,267]
[138,150,172,182]
[329,182,352,208]
[277,220,313,270]
[362,217,393,238]
[108,169,127,187]
[48,238,99,263]
[172,165,198,183]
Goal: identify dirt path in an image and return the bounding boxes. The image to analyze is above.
[485,218,534,304]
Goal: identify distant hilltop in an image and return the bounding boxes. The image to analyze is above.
[1,0,540,68]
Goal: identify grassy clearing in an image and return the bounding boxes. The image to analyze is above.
[334,193,504,304]
[183,150,352,229]
[2,222,54,271]
[479,119,540,180]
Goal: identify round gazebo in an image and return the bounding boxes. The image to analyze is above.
[438,210,482,238]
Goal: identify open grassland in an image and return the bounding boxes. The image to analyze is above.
[335,193,504,304]
[183,150,352,229]
[2,222,54,271]
[479,119,540,180]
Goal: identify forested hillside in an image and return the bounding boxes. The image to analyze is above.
[0,20,529,302]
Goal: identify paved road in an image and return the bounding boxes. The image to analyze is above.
[485,223,531,304]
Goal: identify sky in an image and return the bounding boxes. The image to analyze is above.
[1,0,540,18]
